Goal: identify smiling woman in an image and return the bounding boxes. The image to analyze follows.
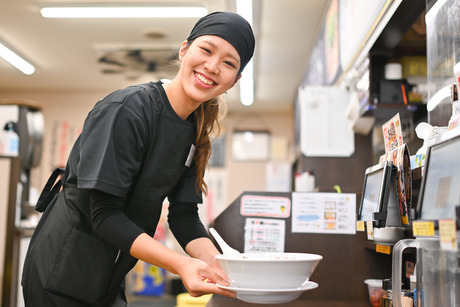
[21,11,255,307]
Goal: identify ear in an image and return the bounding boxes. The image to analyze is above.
[179,40,189,61]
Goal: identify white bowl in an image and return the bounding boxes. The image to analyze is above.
[215,252,322,289]
[373,227,405,243]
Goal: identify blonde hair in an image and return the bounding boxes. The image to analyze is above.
[193,96,226,195]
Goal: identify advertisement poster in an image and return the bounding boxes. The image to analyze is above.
[292,192,356,234]
[382,113,404,153]
[244,218,285,253]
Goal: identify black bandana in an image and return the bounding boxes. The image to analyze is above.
[187,11,255,75]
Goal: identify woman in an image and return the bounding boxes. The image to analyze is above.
[22,11,255,307]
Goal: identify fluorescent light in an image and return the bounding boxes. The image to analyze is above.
[0,42,35,75]
[236,0,253,26]
[240,59,254,106]
[40,6,208,18]
[236,0,254,106]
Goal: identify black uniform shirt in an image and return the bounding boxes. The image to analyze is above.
[64,81,203,251]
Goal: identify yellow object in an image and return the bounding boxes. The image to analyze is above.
[400,56,427,78]
[176,293,212,307]
[412,221,435,237]
[375,244,391,255]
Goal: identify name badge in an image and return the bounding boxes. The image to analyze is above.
[185,144,196,167]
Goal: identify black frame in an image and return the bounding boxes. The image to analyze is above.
[358,160,394,228]
[416,133,460,228]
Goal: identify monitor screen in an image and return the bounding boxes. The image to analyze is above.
[359,161,393,226]
[418,134,460,221]
[360,168,384,221]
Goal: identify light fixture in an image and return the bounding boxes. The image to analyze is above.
[40,5,208,18]
[239,60,254,106]
[236,0,254,106]
[0,41,35,75]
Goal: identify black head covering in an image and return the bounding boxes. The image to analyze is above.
[187,11,255,75]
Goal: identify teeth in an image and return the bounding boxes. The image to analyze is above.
[196,73,215,85]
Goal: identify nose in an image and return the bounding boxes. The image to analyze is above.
[204,56,220,74]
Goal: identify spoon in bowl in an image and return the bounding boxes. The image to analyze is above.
[209,227,242,257]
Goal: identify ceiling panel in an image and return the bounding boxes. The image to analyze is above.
[0,0,328,113]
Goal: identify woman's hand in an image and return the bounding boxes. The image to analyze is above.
[130,234,235,298]
[176,257,235,298]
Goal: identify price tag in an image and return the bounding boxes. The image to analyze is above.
[356,221,365,232]
[366,221,374,240]
[376,244,391,254]
[439,219,458,251]
[412,221,435,237]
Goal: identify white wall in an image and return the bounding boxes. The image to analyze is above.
[222,112,293,205]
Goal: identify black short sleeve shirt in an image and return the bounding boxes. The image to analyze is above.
[65,81,202,234]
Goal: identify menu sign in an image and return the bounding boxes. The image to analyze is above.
[292,192,356,234]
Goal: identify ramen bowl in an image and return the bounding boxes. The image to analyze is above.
[215,252,322,289]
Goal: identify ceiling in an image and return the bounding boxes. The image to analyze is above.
[0,0,329,113]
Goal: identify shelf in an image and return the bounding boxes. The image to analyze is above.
[361,102,425,121]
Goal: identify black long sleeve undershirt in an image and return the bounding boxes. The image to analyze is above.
[167,201,209,250]
[90,189,209,254]
[90,189,144,253]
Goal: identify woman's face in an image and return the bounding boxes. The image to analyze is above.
[177,35,241,104]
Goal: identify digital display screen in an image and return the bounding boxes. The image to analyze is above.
[420,135,460,221]
[360,168,384,221]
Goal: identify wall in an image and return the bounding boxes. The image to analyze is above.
[221,112,294,206]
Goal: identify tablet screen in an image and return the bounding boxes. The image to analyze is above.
[419,135,460,221]
[360,168,384,221]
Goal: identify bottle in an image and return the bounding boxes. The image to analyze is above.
[381,279,393,307]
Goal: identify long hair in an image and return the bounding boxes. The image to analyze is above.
[178,39,228,195]
[193,96,226,195]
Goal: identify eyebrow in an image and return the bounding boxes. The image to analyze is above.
[201,39,240,63]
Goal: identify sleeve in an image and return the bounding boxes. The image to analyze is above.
[90,189,145,253]
[77,100,147,197]
[167,201,209,250]
[168,163,203,204]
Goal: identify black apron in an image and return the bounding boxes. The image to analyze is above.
[22,83,199,307]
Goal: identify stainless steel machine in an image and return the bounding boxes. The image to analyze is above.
[0,100,44,307]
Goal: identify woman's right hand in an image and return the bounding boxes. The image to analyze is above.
[130,233,235,298]
[176,257,236,298]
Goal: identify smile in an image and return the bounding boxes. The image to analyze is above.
[195,72,216,86]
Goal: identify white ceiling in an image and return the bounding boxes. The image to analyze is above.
[0,0,329,113]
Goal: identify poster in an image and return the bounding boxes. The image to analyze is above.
[382,113,404,153]
[240,195,291,218]
[292,192,356,234]
[244,218,285,253]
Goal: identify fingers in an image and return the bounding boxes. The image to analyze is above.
[205,270,230,287]
[179,258,235,298]
[188,281,236,298]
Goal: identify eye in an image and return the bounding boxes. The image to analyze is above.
[200,47,211,54]
[224,61,237,69]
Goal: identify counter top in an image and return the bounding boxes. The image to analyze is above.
[207,295,371,307]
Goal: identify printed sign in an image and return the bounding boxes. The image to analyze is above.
[292,192,356,234]
[240,195,291,218]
